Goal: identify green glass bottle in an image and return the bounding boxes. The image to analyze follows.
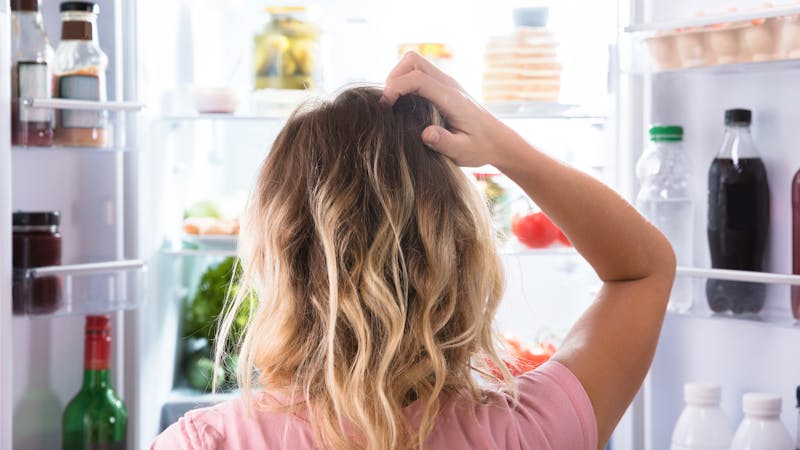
[62,315,128,450]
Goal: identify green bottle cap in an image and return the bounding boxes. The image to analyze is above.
[649,125,683,142]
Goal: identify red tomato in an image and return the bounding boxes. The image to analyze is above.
[556,228,572,247]
[511,211,559,248]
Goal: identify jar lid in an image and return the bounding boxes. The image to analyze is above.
[725,108,751,126]
[512,7,550,28]
[649,125,683,142]
[60,1,99,14]
[11,0,39,12]
[684,382,721,406]
[13,211,60,227]
[742,392,782,416]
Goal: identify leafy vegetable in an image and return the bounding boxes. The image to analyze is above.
[182,257,253,347]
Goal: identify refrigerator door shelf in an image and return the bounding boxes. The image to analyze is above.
[21,98,145,112]
[11,144,135,153]
[12,259,146,317]
[668,266,800,328]
[623,13,800,75]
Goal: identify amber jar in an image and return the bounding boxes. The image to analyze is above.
[12,211,62,314]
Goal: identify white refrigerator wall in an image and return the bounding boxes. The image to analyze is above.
[637,0,800,447]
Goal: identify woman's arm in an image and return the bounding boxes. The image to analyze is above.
[383,52,676,449]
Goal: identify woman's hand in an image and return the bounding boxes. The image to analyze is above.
[382,52,513,168]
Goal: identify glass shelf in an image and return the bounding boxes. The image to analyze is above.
[484,102,607,121]
[22,98,144,111]
[13,260,146,317]
[155,113,288,124]
[625,5,800,33]
[667,266,800,328]
[623,8,800,74]
[12,145,133,153]
[161,248,238,258]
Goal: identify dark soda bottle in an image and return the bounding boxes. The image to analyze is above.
[706,109,770,314]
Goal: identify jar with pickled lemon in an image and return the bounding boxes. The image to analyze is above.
[253,6,320,90]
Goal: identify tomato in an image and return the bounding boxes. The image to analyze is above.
[511,211,559,248]
[485,336,558,377]
[556,228,572,247]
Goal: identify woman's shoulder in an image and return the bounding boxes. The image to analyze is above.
[150,395,317,450]
[150,399,244,450]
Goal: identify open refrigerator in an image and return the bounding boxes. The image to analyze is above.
[1,0,799,450]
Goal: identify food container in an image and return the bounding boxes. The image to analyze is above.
[675,28,714,67]
[253,6,321,90]
[742,18,779,61]
[778,15,800,58]
[645,33,681,69]
[707,23,749,64]
[12,211,62,314]
[397,42,453,70]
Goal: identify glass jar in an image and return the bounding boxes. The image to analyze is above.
[53,1,109,148]
[11,0,54,147]
[12,211,62,314]
[253,6,321,90]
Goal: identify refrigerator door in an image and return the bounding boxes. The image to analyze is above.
[623,1,800,448]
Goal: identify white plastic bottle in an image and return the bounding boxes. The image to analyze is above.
[731,393,794,450]
[636,125,693,312]
[670,382,733,450]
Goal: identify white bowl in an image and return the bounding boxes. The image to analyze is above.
[192,87,239,114]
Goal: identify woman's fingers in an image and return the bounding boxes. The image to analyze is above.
[422,125,474,165]
[385,51,458,89]
[382,69,463,115]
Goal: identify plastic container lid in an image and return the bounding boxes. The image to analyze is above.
[60,1,99,14]
[649,125,683,142]
[512,7,550,28]
[725,108,751,126]
[11,0,40,12]
[12,211,60,227]
[684,382,722,406]
[742,392,782,416]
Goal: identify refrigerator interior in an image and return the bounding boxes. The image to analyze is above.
[134,0,618,447]
[625,0,800,447]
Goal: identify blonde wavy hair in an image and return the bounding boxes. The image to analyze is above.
[215,86,514,449]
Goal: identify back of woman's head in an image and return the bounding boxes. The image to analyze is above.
[217,86,512,449]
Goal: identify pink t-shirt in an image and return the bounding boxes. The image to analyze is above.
[151,361,597,450]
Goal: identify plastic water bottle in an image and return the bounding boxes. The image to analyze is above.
[670,383,733,450]
[731,393,794,450]
[636,125,693,312]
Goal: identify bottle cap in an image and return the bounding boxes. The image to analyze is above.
[60,1,99,14]
[795,385,799,408]
[12,211,60,227]
[11,0,39,12]
[684,382,721,406]
[512,7,550,28]
[725,108,751,126]
[649,125,683,142]
[86,315,111,332]
[742,392,782,416]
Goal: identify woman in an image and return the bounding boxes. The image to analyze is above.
[153,53,675,450]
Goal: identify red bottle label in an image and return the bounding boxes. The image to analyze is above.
[84,315,111,370]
